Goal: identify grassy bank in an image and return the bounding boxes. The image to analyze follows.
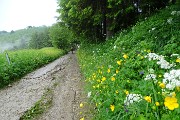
[0,47,64,88]
[78,4,180,120]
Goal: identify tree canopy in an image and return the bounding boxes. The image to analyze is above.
[29,27,52,49]
[57,0,172,42]
[49,23,75,51]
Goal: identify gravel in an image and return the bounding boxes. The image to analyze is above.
[0,53,87,120]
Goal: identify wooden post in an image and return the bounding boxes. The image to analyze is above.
[5,52,11,65]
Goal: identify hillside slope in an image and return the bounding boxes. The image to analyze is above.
[0,26,48,52]
[78,4,180,120]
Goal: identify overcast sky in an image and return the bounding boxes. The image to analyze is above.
[0,0,59,32]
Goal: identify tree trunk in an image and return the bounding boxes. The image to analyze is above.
[106,17,113,39]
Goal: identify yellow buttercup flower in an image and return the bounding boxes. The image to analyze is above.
[116,69,119,74]
[124,90,129,95]
[80,103,84,108]
[110,104,115,112]
[117,60,122,65]
[144,96,151,103]
[102,77,106,81]
[107,68,111,73]
[164,96,179,110]
[176,58,180,63]
[159,83,166,89]
[80,117,85,120]
[115,90,119,94]
[123,54,128,59]
[155,102,160,106]
[111,77,115,81]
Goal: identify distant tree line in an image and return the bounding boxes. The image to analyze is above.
[28,27,52,49]
[0,26,54,51]
[28,23,77,51]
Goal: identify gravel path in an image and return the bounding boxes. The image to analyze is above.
[0,53,87,120]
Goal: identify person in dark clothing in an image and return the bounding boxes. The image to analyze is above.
[71,46,74,54]
[70,44,76,54]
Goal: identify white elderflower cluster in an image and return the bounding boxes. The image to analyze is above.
[167,18,173,24]
[124,94,142,106]
[145,53,173,69]
[87,91,91,98]
[145,53,160,61]
[171,11,177,15]
[163,69,180,90]
[171,11,180,16]
[157,58,174,69]
[171,54,179,57]
[144,74,156,81]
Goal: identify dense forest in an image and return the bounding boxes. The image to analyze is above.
[56,0,178,41]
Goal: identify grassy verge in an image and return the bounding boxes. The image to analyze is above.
[20,88,53,120]
[77,4,180,120]
[0,47,65,88]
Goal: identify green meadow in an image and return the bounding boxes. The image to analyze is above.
[77,4,180,120]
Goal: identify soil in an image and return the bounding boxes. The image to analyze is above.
[0,52,90,120]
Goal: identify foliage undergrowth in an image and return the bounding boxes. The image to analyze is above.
[0,47,64,88]
[20,88,53,120]
[77,4,180,120]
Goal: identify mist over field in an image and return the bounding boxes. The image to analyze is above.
[0,26,50,53]
[0,35,29,53]
[0,42,18,53]
[0,43,12,52]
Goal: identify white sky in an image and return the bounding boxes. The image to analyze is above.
[0,0,59,32]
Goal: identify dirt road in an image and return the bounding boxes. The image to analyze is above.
[0,53,87,120]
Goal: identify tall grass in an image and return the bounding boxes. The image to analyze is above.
[0,47,64,88]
